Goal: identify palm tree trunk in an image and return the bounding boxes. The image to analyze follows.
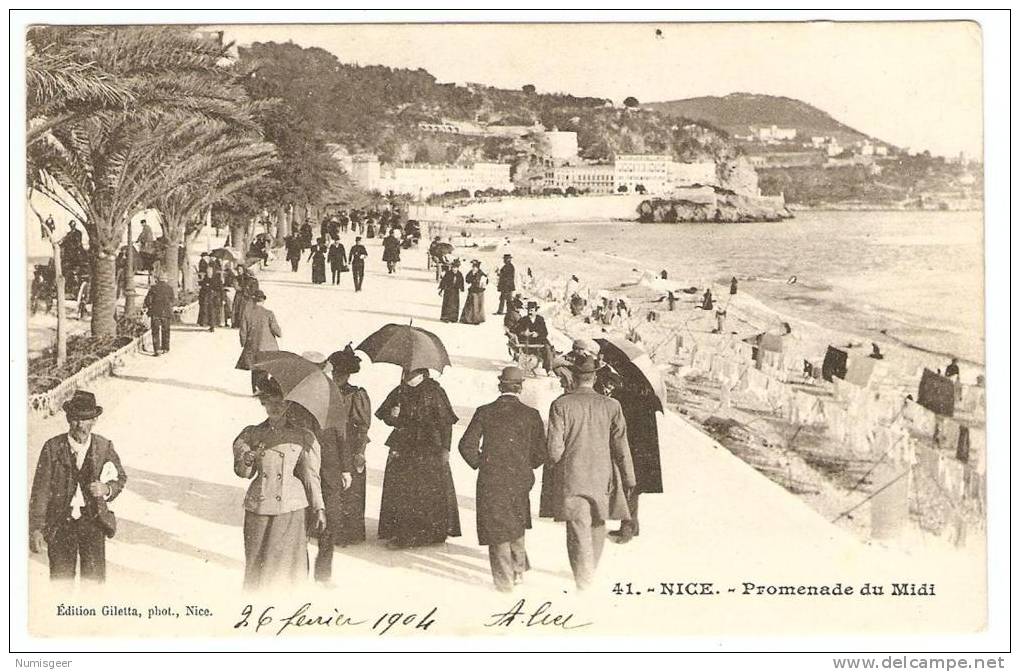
[163,232,181,291]
[51,240,67,366]
[274,204,286,247]
[90,251,118,338]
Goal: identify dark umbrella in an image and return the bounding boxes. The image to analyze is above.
[595,336,666,412]
[210,248,237,263]
[356,323,451,374]
[252,351,344,429]
[434,242,454,258]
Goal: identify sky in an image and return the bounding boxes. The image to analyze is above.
[212,21,983,159]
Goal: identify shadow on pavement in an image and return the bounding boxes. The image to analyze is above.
[114,373,253,399]
[116,518,244,570]
[127,466,246,528]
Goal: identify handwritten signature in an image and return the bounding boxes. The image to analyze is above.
[484,599,592,630]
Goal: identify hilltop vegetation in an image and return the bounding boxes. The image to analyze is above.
[646,92,871,145]
[238,41,736,167]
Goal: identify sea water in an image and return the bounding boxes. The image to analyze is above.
[528,210,985,364]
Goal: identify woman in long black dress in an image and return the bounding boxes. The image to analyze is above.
[438,259,464,323]
[308,239,327,285]
[376,368,461,548]
[327,347,372,545]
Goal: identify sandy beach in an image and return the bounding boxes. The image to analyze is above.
[434,195,987,547]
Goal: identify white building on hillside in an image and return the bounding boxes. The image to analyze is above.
[348,155,513,197]
[614,154,673,193]
[754,125,798,143]
[544,164,616,193]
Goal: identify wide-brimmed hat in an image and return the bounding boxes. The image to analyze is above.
[327,345,361,374]
[498,366,526,385]
[470,259,481,266]
[526,301,539,310]
[570,354,599,374]
[503,253,512,259]
[63,390,103,420]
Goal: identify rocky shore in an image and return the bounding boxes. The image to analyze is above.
[637,189,793,223]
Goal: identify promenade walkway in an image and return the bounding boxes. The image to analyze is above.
[25,235,983,637]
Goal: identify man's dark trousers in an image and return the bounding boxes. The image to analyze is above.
[352,262,365,291]
[48,518,106,582]
[151,316,171,352]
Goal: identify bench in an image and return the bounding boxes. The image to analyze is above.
[505,331,548,376]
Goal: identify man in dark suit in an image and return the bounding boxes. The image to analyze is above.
[349,236,368,292]
[542,355,635,591]
[458,367,546,592]
[327,241,347,285]
[495,253,516,314]
[29,390,127,583]
[235,290,282,392]
[514,301,554,373]
[143,273,175,356]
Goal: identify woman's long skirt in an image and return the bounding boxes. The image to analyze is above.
[378,450,461,546]
[242,508,308,590]
[460,290,485,324]
[311,258,326,284]
[440,289,461,323]
[336,469,367,545]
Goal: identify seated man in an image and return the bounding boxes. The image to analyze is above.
[513,301,554,373]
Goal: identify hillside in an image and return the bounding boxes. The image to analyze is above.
[238,41,738,172]
[646,92,871,145]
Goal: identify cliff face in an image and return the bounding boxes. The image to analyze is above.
[637,191,792,223]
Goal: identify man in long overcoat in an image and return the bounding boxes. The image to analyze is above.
[143,272,175,355]
[382,230,401,274]
[235,290,282,393]
[541,355,635,591]
[495,253,516,314]
[458,367,546,592]
[29,390,127,583]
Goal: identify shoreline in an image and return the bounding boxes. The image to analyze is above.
[434,207,986,548]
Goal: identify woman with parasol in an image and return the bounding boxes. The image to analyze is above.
[232,377,326,590]
[376,367,461,549]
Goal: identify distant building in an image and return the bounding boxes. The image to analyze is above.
[544,164,616,193]
[754,125,797,143]
[614,154,673,193]
[347,155,513,197]
[826,143,845,157]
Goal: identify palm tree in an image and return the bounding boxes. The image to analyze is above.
[152,125,278,291]
[27,25,260,337]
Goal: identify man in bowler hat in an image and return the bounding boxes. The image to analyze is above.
[541,355,634,591]
[458,366,546,592]
[29,390,127,582]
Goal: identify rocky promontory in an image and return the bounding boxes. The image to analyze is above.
[637,187,793,223]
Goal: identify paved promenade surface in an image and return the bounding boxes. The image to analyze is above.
[25,234,983,638]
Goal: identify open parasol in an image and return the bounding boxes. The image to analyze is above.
[252,351,344,428]
[356,323,451,374]
[595,336,667,412]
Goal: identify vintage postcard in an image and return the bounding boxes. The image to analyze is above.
[15,16,998,649]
